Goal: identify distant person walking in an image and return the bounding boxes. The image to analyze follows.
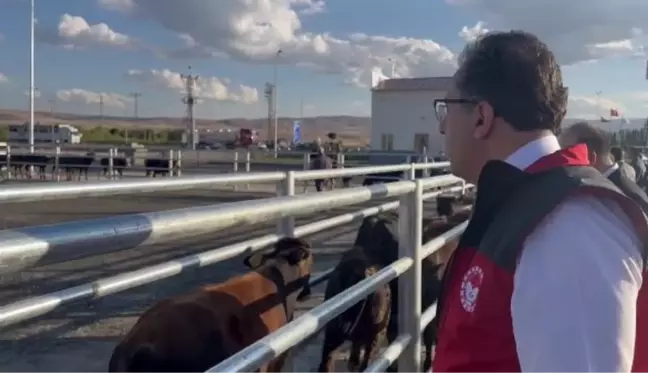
[310,147,333,192]
[611,146,637,182]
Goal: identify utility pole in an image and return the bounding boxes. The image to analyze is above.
[181,66,199,150]
[48,98,55,116]
[129,92,141,118]
[272,49,281,157]
[99,94,104,119]
[29,0,35,154]
[264,83,274,145]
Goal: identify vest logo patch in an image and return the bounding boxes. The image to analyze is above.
[460,265,483,312]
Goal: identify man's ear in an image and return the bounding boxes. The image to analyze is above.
[589,150,598,165]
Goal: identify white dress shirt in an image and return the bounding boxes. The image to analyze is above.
[505,135,643,372]
[603,162,620,178]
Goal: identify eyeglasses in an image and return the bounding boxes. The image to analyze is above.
[434,98,478,122]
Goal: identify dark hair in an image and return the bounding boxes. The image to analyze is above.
[454,30,568,133]
[610,146,624,162]
[565,122,611,156]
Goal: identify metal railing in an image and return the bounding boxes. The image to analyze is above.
[0,162,470,372]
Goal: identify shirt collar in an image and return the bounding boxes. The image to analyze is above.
[603,163,619,177]
[504,135,562,170]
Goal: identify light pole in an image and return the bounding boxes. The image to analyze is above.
[29,0,35,154]
[273,49,281,158]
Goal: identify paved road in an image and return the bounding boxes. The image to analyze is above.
[0,183,439,371]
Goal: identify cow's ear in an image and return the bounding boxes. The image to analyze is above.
[243,252,265,268]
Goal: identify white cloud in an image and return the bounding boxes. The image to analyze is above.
[99,0,457,87]
[23,90,41,98]
[289,0,326,15]
[459,22,489,42]
[56,89,132,108]
[447,0,648,65]
[97,0,135,13]
[36,13,135,50]
[123,68,259,104]
[0,73,7,84]
[568,95,624,118]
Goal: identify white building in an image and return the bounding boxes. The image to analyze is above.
[371,76,452,155]
[8,122,82,144]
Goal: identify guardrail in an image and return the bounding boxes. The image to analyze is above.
[0,161,451,203]
[0,163,470,372]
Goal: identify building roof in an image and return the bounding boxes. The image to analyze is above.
[372,76,453,92]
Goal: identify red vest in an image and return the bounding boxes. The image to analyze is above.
[433,144,648,372]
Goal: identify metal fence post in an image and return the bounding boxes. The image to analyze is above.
[245,151,251,190]
[6,145,11,180]
[397,179,423,372]
[303,153,310,170]
[233,152,239,190]
[175,150,182,177]
[277,170,296,237]
[108,148,114,180]
[54,146,60,182]
[167,149,174,178]
[276,169,296,371]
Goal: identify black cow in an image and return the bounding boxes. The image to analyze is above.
[7,154,51,180]
[55,155,95,181]
[145,158,176,177]
[319,196,473,372]
[100,156,131,179]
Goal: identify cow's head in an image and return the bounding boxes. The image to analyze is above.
[243,237,314,300]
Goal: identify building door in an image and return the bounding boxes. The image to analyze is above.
[414,133,429,154]
[381,133,394,150]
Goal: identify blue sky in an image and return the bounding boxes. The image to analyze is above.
[0,0,646,120]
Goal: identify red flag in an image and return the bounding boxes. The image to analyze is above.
[610,108,620,117]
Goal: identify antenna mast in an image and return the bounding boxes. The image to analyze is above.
[181,66,199,150]
[129,92,142,118]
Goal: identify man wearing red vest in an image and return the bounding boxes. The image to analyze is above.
[432,30,648,372]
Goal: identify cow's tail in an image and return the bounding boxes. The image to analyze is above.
[127,344,169,372]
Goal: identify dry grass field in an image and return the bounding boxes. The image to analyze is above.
[0,108,372,147]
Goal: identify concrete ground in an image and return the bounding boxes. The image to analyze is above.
[0,181,441,372]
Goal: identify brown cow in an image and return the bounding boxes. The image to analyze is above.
[318,195,473,372]
[108,237,314,373]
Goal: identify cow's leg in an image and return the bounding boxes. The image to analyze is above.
[318,328,345,372]
[348,341,362,372]
[422,321,437,371]
[266,350,290,372]
[359,331,383,371]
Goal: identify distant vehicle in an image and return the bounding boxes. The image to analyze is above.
[8,122,82,144]
[361,152,450,186]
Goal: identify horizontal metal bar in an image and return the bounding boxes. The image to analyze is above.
[0,195,412,327]
[0,173,286,204]
[208,257,414,372]
[1,162,453,203]
[0,179,444,275]
[294,162,450,181]
[420,220,469,259]
[420,303,437,331]
[363,334,412,373]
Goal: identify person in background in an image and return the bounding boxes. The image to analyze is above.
[611,146,637,181]
[309,146,332,192]
[629,147,646,186]
[433,29,648,372]
[559,122,648,212]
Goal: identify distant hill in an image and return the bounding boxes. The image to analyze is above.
[0,109,372,145]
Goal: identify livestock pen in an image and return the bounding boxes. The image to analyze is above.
[0,162,472,372]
